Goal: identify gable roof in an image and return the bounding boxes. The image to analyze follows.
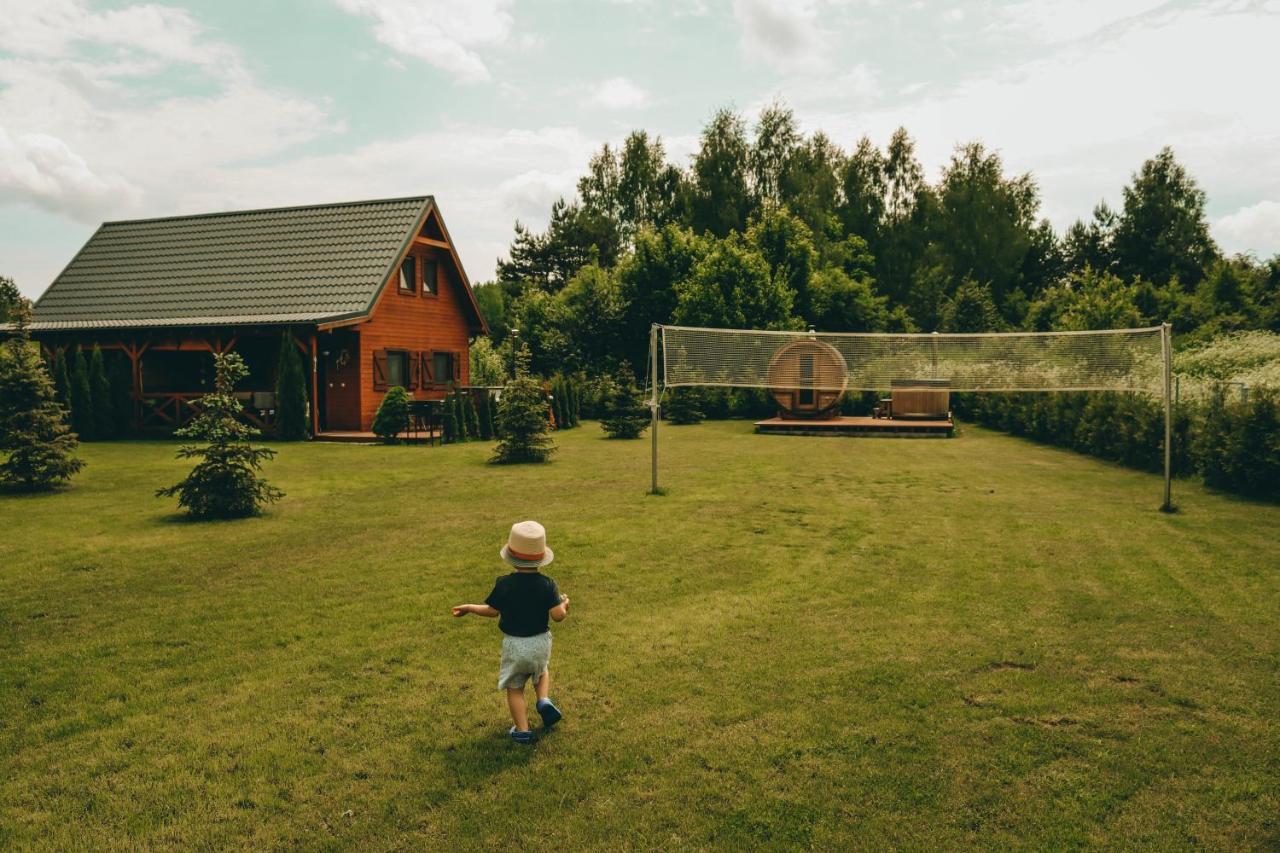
[25,195,487,333]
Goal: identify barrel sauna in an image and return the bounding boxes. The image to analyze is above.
[766,339,848,419]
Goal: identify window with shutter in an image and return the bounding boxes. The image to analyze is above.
[423,260,438,295]
[386,351,409,388]
[432,351,451,386]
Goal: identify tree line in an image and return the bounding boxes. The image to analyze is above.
[476,101,1278,381]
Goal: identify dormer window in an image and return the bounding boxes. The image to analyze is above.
[399,256,417,293]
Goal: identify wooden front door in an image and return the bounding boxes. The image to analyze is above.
[320,331,360,431]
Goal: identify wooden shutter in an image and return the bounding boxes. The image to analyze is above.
[452,351,462,381]
[418,351,431,386]
[372,349,388,391]
[408,351,420,390]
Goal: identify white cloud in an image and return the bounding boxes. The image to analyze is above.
[732,0,832,72]
[0,126,138,219]
[585,77,652,111]
[999,0,1172,43]
[333,0,514,83]
[1214,201,1280,258]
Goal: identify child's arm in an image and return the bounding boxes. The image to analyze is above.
[451,604,499,618]
[549,594,569,623]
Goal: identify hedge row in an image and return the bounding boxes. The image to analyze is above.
[954,388,1280,501]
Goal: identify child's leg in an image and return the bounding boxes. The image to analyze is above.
[534,671,551,702]
[506,687,530,731]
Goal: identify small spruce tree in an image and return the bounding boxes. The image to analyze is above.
[372,386,411,442]
[274,332,310,440]
[600,363,650,439]
[569,378,582,426]
[491,343,555,464]
[665,387,707,425]
[89,346,114,439]
[69,347,93,439]
[0,307,85,490]
[156,353,283,519]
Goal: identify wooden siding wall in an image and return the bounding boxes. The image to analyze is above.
[356,243,471,430]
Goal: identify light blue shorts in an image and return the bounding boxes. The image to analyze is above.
[498,631,552,689]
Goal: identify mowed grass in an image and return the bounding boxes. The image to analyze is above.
[2,422,1278,850]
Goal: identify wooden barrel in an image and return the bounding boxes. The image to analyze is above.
[766,339,848,419]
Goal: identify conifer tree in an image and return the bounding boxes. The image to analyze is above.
[108,353,133,435]
[665,387,706,425]
[0,307,84,490]
[51,348,71,410]
[89,346,113,439]
[274,332,310,440]
[372,386,410,442]
[491,343,555,464]
[69,347,93,439]
[600,363,649,439]
[443,388,459,442]
[157,352,282,518]
[464,389,481,438]
[478,391,495,440]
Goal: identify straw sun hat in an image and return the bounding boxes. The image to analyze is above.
[500,520,555,568]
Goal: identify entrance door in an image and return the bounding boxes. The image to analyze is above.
[795,353,816,412]
[320,331,360,431]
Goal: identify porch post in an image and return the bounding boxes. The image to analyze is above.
[310,332,320,437]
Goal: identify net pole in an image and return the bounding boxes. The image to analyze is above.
[1161,322,1174,512]
[650,323,660,494]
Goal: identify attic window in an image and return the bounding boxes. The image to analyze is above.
[422,260,438,295]
[399,257,417,293]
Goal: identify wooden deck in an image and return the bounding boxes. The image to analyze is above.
[315,429,441,444]
[754,416,954,437]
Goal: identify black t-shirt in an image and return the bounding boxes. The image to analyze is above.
[485,572,561,637]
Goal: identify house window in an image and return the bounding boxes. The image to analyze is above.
[386,350,409,388]
[432,351,455,384]
[399,257,417,293]
[423,260,438,295]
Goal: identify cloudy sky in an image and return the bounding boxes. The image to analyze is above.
[2,0,1279,300]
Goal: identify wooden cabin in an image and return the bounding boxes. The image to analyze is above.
[18,196,487,434]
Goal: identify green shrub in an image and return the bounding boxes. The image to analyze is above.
[69,347,92,439]
[443,390,459,442]
[664,387,705,424]
[0,309,84,490]
[464,390,481,438]
[274,332,310,441]
[600,364,649,439]
[478,391,495,440]
[372,386,411,442]
[89,346,113,440]
[155,353,282,519]
[492,344,555,464]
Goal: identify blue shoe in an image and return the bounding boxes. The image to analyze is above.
[535,698,563,728]
[508,726,535,745]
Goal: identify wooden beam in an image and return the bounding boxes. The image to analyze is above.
[413,236,450,250]
[310,332,320,437]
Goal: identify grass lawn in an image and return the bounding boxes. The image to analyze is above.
[2,421,1278,849]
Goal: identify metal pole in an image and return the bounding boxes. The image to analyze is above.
[1161,322,1173,512]
[650,324,660,494]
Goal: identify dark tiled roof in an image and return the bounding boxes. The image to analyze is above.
[28,196,434,330]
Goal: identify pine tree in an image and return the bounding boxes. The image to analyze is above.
[551,378,566,429]
[89,346,113,439]
[372,386,411,442]
[0,307,85,490]
[600,363,650,439]
[274,332,310,440]
[156,353,283,518]
[108,353,133,435]
[665,387,706,425]
[491,343,555,464]
[69,347,93,439]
